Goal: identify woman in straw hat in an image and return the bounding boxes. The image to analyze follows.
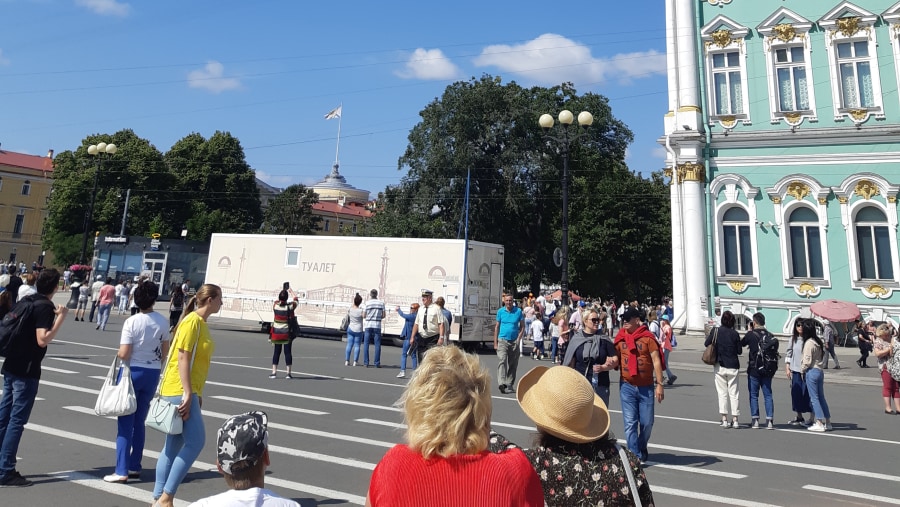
[366,346,544,507]
[491,365,654,506]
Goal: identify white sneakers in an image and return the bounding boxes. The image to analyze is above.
[808,422,827,432]
[396,371,406,378]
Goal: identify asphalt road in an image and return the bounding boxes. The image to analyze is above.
[3,302,898,507]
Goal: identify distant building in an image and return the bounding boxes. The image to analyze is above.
[256,177,281,212]
[663,0,900,333]
[309,163,373,236]
[0,148,54,269]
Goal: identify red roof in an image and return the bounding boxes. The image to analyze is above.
[0,150,54,174]
[313,201,373,218]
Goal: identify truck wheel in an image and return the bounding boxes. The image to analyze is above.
[392,338,405,347]
[261,322,271,333]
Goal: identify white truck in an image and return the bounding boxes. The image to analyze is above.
[203,233,505,348]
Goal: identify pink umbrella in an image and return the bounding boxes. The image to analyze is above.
[809,300,861,323]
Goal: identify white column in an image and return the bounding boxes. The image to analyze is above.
[670,182,687,330]
[665,0,678,117]
[681,179,710,332]
[675,0,700,110]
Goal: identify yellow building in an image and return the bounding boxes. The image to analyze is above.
[0,149,54,268]
[309,163,373,236]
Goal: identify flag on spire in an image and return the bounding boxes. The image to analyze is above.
[324,105,342,120]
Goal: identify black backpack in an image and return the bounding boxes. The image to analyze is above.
[754,330,780,378]
[0,296,36,357]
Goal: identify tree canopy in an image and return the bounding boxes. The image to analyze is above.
[45,129,263,265]
[262,184,321,235]
[367,75,671,301]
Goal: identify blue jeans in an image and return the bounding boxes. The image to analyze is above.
[400,337,418,372]
[0,373,40,477]
[550,338,559,362]
[805,368,831,421]
[98,303,112,330]
[345,330,363,362]
[620,382,655,460]
[747,374,774,420]
[663,349,674,378]
[153,394,205,498]
[363,328,382,366]
[115,366,159,476]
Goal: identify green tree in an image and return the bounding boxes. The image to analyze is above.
[44,129,171,265]
[164,131,263,240]
[262,184,321,235]
[368,75,672,299]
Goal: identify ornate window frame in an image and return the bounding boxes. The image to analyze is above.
[766,175,831,297]
[757,9,817,128]
[832,173,900,298]
[818,3,883,126]
[701,16,752,132]
[710,173,760,292]
[882,2,900,112]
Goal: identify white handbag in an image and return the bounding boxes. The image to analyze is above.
[145,341,197,435]
[94,357,137,417]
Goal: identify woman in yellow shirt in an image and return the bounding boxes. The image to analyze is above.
[151,284,221,507]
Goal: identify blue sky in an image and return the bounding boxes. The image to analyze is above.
[0,0,668,198]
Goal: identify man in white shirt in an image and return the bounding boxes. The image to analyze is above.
[569,301,584,333]
[189,411,298,507]
[362,289,386,368]
[88,275,105,322]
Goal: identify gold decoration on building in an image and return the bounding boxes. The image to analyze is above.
[771,24,796,43]
[677,162,705,183]
[847,109,869,122]
[854,180,880,200]
[727,281,747,293]
[835,17,861,38]
[720,116,737,128]
[838,196,849,204]
[867,284,889,299]
[818,197,827,205]
[783,112,803,123]
[797,282,817,298]
[771,197,782,204]
[663,167,675,185]
[786,181,809,201]
[710,29,734,48]
[888,196,897,204]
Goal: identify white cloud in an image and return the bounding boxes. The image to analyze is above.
[255,170,294,189]
[0,49,9,66]
[395,48,460,80]
[187,61,242,94]
[75,0,130,17]
[651,146,668,160]
[473,33,666,86]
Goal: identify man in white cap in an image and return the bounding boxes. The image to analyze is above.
[409,289,444,365]
[189,411,298,506]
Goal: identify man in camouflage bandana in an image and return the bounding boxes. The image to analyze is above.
[189,411,299,506]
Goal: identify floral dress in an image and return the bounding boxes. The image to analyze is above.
[490,432,654,506]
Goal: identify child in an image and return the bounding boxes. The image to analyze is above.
[530,316,545,360]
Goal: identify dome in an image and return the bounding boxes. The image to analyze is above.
[311,163,369,204]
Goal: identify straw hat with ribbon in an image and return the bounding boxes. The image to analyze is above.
[516,366,610,443]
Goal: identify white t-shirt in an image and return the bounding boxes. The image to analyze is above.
[530,319,544,343]
[120,311,169,367]
[129,285,138,308]
[189,487,300,507]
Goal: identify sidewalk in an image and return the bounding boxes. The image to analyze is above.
[669,331,882,387]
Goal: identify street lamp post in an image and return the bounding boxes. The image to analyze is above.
[539,109,593,309]
[80,142,117,265]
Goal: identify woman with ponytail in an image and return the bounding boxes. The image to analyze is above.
[151,284,222,507]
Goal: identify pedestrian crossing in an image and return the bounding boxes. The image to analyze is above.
[9,338,900,506]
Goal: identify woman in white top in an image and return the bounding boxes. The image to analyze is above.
[103,280,170,483]
[344,293,365,366]
[800,319,832,432]
[16,272,37,301]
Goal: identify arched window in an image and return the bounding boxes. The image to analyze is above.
[855,206,893,280]
[722,207,753,276]
[788,207,823,279]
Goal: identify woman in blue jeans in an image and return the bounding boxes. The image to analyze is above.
[152,284,221,507]
[800,319,832,432]
[103,280,170,483]
[395,303,419,378]
[344,293,364,366]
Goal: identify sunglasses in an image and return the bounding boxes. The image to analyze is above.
[590,318,601,324]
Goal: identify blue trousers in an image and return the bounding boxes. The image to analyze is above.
[805,368,831,421]
[363,328,382,366]
[345,330,363,362]
[400,336,418,372]
[0,373,40,477]
[620,382,654,461]
[747,374,774,420]
[114,366,159,476]
[153,394,205,498]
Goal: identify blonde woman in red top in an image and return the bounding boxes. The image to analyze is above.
[366,346,543,507]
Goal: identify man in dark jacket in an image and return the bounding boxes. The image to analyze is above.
[0,268,69,487]
[614,308,664,463]
[740,312,778,430]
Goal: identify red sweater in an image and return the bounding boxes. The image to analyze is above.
[368,444,544,507]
